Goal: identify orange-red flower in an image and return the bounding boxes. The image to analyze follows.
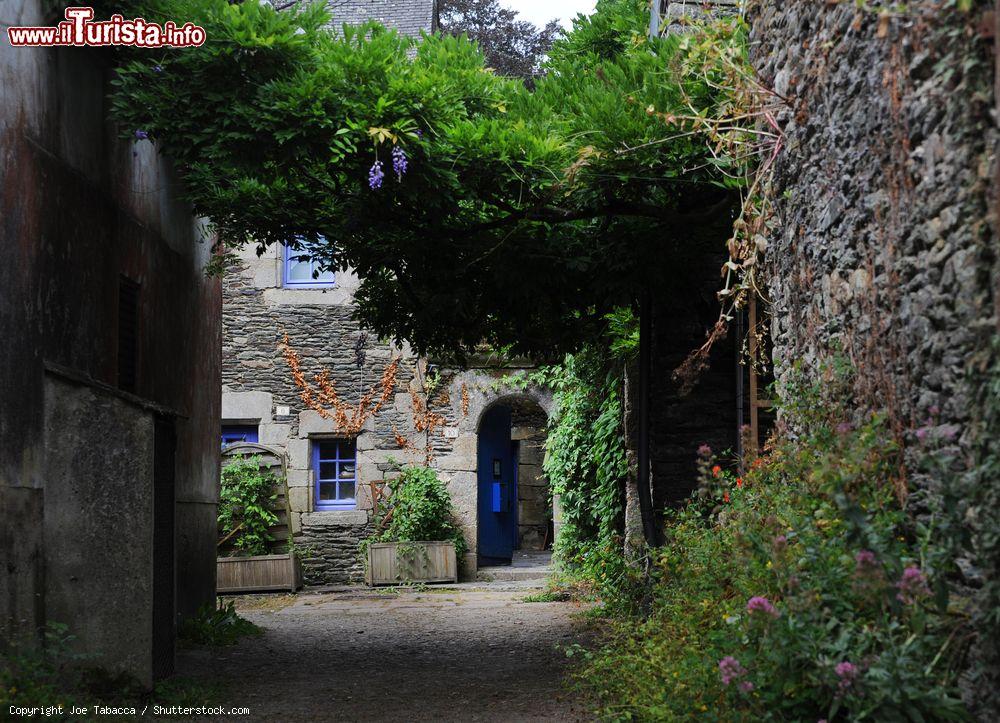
[723,491,730,503]
[712,465,722,477]
[736,477,744,488]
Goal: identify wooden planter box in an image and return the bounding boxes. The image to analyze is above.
[217,553,302,594]
[365,541,458,586]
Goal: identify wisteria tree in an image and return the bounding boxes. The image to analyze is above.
[109,0,748,360]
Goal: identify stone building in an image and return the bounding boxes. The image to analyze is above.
[223,0,560,584]
[222,242,556,583]
[0,0,220,687]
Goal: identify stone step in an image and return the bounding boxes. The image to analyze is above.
[476,566,552,582]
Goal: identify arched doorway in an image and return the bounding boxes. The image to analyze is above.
[476,397,551,566]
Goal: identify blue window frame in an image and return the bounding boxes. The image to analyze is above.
[313,439,357,510]
[221,424,258,448]
[283,241,335,287]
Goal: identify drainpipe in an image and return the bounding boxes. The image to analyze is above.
[637,290,659,548]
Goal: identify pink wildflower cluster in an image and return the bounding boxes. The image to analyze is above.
[835,660,859,697]
[747,596,780,618]
[718,656,754,692]
[896,566,930,605]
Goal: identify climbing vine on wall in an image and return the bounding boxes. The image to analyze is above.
[279,334,399,436]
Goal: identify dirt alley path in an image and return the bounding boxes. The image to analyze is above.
[176,583,593,722]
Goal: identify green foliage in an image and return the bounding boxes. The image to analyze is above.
[520,590,571,603]
[364,465,468,560]
[0,623,220,717]
[0,624,89,715]
[969,337,1000,711]
[571,378,971,721]
[178,601,263,647]
[540,316,643,615]
[107,0,745,359]
[218,455,280,557]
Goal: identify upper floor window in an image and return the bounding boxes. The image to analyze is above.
[221,424,258,449]
[117,275,140,393]
[283,241,335,287]
[313,439,356,510]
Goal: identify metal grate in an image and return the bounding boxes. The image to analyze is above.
[117,275,140,393]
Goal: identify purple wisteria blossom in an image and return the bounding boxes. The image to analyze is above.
[718,656,747,686]
[368,160,384,190]
[747,596,780,618]
[896,565,930,604]
[134,129,149,140]
[392,145,408,178]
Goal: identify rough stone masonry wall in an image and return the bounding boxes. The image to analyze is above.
[222,245,554,584]
[749,1,999,714]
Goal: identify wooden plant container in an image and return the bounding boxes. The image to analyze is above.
[217,552,302,594]
[365,541,458,586]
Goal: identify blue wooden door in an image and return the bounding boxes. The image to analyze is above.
[478,406,517,562]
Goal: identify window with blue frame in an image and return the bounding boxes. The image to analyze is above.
[283,241,335,287]
[313,439,357,510]
[221,424,258,448]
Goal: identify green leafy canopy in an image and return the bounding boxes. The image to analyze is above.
[109,0,745,359]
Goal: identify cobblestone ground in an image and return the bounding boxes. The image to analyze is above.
[176,582,591,722]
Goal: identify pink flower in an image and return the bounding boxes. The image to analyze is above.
[738,680,754,693]
[747,596,780,618]
[835,661,859,696]
[773,535,788,552]
[896,566,930,605]
[718,656,747,686]
[697,444,712,458]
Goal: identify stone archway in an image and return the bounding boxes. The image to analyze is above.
[487,395,551,553]
[432,375,555,578]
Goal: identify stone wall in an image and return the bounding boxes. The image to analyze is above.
[222,244,555,583]
[749,1,997,510]
[748,2,999,714]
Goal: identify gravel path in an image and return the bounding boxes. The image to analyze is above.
[176,583,592,722]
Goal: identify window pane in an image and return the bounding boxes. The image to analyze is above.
[287,258,312,282]
[311,264,335,283]
[318,441,338,460]
[339,439,357,457]
[337,481,355,501]
[318,482,337,501]
[339,463,355,479]
[319,462,337,480]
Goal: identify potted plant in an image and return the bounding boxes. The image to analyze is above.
[217,453,302,593]
[362,466,467,585]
